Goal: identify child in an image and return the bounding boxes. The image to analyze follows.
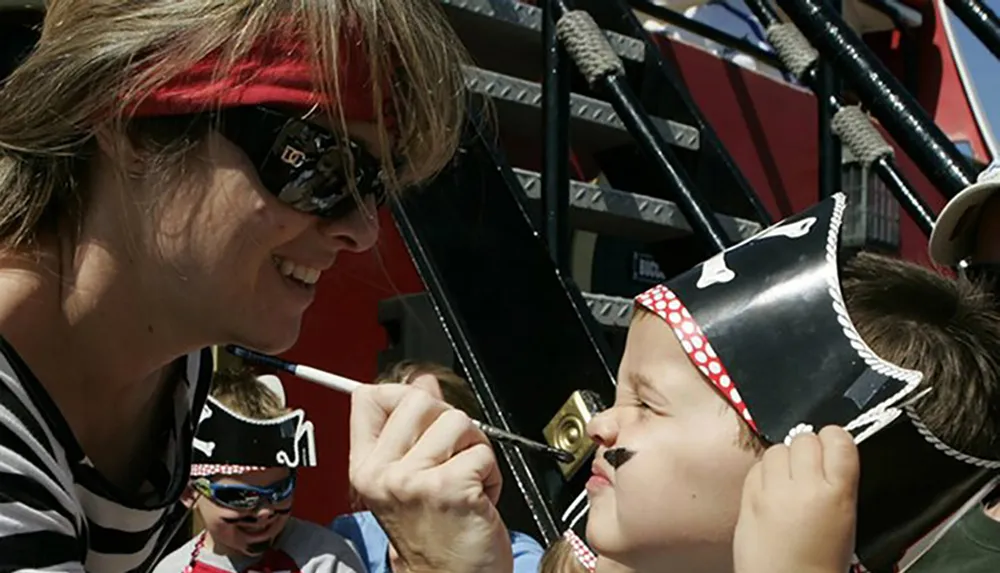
[155,367,365,573]
[580,193,1000,573]
[331,359,545,572]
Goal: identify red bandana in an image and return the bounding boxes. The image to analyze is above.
[131,30,391,126]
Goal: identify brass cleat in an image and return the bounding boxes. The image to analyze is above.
[543,390,605,480]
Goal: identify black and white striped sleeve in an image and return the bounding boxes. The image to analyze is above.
[0,374,86,571]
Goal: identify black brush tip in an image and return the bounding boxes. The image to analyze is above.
[223,345,293,374]
[551,448,575,464]
[224,344,249,358]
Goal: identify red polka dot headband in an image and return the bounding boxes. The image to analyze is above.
[635,284,758,432]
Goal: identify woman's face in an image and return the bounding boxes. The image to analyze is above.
[127,116,383,354]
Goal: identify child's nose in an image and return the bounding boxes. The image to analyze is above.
[586,407,619,447]
[253,505,278,519]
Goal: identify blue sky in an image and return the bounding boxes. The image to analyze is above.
[951,0,1000,154]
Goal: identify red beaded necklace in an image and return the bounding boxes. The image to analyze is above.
[182,531,209,573]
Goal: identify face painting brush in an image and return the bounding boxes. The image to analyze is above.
[226,345,575,464]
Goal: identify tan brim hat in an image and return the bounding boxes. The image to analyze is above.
[929,162,1000,266]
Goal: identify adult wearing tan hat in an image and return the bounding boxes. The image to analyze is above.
[929,160,1000,266]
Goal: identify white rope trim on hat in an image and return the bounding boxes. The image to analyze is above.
[206,396,305,427]
[276,419,316,467]
[904,405,1000,469]
[822,193,924,444]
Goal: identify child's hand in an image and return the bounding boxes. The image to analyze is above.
[733,425,860,573]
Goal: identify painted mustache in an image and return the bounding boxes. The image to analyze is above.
[603,447,636,469]
[221,507,292,524]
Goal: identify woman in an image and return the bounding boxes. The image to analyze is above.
[0,1,467,571]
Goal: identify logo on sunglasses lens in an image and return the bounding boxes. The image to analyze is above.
[281,146,307,168]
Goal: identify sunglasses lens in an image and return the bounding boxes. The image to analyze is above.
[219,106,386,220]
[267,476,296,504]
[205,473,297,510]
[212,488,260,510]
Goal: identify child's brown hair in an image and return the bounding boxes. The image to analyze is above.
[841,252,1000,459]
[210,366,288,420]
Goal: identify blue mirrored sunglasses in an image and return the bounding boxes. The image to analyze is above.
[192,472,297,511]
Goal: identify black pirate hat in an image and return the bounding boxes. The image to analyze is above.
[191,375,318,477]
[635,193,1000,572]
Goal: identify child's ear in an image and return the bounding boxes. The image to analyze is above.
[181,484,199,509]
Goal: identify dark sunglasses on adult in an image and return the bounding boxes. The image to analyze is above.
[192,472,297,511]
[211,106,388,220]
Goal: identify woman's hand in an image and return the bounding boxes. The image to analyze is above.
[349,384,513,573]
[733,426,860,573]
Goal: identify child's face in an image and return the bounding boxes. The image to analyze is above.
[585,313,760,572]
[194,467,295,557]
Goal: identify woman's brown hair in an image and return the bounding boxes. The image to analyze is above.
[0,0,470,249]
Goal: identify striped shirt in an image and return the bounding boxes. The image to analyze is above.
[0,337,213,572]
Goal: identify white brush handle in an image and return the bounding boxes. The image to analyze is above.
[293,365,363,394]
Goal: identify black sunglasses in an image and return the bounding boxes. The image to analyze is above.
[212,106,388,220]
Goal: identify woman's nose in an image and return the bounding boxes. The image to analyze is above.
[317,196,380,253]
